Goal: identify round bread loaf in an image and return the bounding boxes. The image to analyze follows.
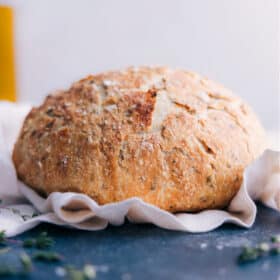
[13,66,266,212]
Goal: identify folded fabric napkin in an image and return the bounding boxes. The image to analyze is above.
[0,102,279,237]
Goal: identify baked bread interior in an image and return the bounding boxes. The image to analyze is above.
[13,66,266,212]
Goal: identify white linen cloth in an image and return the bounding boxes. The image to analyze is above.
[0,102,279,237]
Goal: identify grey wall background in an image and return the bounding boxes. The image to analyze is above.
[2,0,279,130]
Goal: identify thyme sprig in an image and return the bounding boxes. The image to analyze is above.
[33,251,63,262]
[0,252,33,276]
[238,234,280,264]
[20,252,33,272]
[0,231,98,278]
[23,231,55,249]
[0,231,5,245]
[56,264,96,280]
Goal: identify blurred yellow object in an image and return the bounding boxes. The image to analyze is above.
[0,6,16,101]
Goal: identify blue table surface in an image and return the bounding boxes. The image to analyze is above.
[1,204,279,280]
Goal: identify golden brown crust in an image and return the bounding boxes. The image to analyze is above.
[12,66,267,212]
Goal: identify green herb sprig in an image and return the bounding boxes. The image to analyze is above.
[0,230,6,245]
[20,252,33,272]
[33,251,63,262]
[56,264,96,280]
[0,230,99,279]
[23,231,54,249]
[238,234,280,264]
[0,231,56,277]
[0,252,33,276]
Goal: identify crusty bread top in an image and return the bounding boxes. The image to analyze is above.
[13,66,266,212]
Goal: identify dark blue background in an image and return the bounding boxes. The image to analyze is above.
[1,204,280,279]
